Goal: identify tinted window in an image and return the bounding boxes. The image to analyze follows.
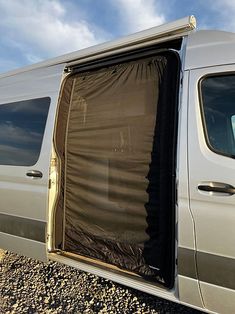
[201,75,235,157]
[0,97,50,166]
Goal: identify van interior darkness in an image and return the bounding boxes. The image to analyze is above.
[54,48,180,289]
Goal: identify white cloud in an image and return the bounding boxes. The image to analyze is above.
[0,0,105,64]
[208,0,235,31]
[216,0,235,10]
[115,0,165,33]
[0,0,165,72]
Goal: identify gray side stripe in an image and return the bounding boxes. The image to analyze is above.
[197,251,235,290]
[178,247,235,290]
[0,213,46,243]
[178,247,197,279]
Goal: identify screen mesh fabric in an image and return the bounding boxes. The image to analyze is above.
[62,55,171,280]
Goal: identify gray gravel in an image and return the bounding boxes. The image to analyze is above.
[0,250,202,313]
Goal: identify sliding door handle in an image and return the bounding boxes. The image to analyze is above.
[26,170,43,178]
[198,182,235,195]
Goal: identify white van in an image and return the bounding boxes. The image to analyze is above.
[0,16,235,314]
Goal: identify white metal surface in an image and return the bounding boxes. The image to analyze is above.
[178,276,205,309]
[0,63,65,261]
[176,70,204,308]
[185,30,235,70]
[0,232,46,261]
[200,282,235,314]
[188,64,235,313]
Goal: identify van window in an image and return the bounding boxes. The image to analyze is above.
[201,75,235,157]
[0,97,50,166]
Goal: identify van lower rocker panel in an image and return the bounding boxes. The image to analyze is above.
[0,232,47,261]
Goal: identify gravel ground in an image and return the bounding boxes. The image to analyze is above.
[0,250,203,313]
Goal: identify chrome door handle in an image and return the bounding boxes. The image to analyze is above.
[26,170,43,178]
[198,182,235,195]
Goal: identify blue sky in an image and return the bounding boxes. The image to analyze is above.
[0,0,234,73]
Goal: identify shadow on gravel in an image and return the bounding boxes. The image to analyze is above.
[0,251,203,313]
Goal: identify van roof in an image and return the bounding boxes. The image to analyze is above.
[185,30,235,69]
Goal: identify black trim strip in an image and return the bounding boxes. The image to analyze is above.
[70,39,182,74]
[178,247,235,290]
[0,213,46,243]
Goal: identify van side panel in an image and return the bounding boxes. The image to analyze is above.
[0,64,65,261]
[188,64,235,314]
[177,70,203,308]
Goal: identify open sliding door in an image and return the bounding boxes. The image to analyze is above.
[0,64,64,261]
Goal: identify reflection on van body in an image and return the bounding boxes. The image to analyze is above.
[0,97,50,166]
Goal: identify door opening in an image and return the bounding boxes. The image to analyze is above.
[54,50,180,288]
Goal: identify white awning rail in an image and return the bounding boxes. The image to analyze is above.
[0,16,196,78]
[67,16,196,67]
